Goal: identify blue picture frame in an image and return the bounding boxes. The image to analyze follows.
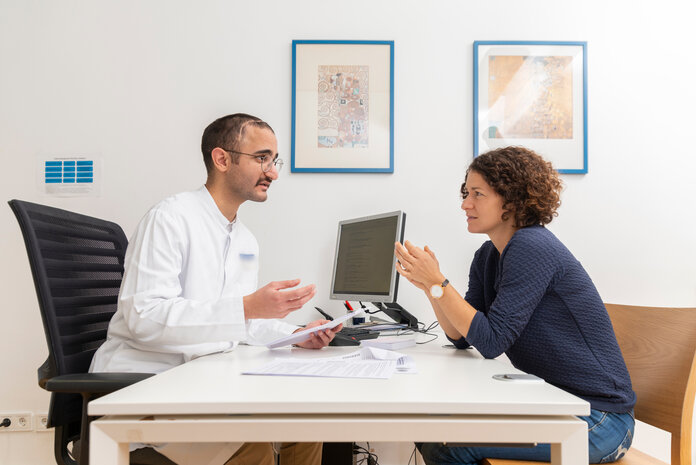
[291,40,394,173]
[474,41,588,174]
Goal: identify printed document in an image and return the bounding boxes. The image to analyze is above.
[242,347,416,379]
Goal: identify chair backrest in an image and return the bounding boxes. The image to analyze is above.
[605,303,696,465]
[8,199,128,427]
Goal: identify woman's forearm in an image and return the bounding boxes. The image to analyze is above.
[428,293,461,339]
[394,240,479,340]
[428,284,477,340]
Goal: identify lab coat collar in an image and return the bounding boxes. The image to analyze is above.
[196,185,238,230]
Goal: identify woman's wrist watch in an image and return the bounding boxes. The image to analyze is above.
[429,279,450,299]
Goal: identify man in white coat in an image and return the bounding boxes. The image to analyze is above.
[90,113,340,465]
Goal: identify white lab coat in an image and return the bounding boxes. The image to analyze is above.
[90,186,297,464]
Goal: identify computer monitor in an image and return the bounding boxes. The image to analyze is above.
[329,210,419,328]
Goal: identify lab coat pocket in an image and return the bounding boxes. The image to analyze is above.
[237,253,258,294]
[239,253,258,272]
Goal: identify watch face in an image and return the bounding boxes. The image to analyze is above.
[430,284,443,298]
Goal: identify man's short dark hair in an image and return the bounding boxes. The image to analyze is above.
[201,113,274,173]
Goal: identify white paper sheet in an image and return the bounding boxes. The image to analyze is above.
[266,309,364,349]
[243,346,416,378]
[242,359,396,379]
[357,346,417,374]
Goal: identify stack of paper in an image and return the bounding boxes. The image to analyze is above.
[360,336,416,350]
[242,347,417,379]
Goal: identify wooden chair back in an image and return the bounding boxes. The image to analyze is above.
[606,303,696,465]
[482,303,696,465]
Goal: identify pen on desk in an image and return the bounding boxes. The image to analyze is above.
[344,301,354,312]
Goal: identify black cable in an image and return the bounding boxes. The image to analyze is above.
[408,445,419,465]
[355,302,441,343]
[353,442,379,465]
[363,308,384,315]
[1,418,11,428]
[389,320,440,344]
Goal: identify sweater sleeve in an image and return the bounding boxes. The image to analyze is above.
[447,246,489,349]
[464,246,487,311]
[466,232,560,358]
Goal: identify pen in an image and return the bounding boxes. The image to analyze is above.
[344,301,354,312]
[314,306,334,321]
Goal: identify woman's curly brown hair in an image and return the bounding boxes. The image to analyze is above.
[462,147,563,228]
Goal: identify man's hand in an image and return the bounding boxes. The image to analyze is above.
[243,279,316,320]
[294,319,343,349]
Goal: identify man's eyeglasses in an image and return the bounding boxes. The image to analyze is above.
[224,150,284,173]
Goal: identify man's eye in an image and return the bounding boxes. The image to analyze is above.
[256,156,267,163]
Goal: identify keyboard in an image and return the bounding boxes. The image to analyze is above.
[339,326,380,339]
[330,327,380,346]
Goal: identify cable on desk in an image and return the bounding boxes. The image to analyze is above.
[358,302,441,344]
[392,320,440,344]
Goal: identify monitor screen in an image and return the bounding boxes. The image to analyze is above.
[329,210,405,303]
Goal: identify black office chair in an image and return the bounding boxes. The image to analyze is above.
[8,200,167,465]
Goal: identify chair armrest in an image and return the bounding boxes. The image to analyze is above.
[44,372,154,394]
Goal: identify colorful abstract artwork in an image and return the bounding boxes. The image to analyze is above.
[317,65,369,148]
[487,55,573,140]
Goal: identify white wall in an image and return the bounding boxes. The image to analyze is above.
[2,1,695,464]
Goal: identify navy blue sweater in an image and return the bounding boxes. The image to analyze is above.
[451,225,635,413]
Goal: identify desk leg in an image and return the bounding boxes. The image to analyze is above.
[91,420,129,465]
[550,420,587,465]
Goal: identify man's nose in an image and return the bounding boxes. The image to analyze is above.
[266,165,279,180]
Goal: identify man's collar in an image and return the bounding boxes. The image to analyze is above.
[197,186,237,228]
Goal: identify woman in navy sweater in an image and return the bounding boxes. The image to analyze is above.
[395,147,635,464]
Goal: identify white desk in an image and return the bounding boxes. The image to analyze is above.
[89,343,590,465]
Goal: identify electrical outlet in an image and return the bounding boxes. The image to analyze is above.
[34,412,50,432]
[0,412,33,432]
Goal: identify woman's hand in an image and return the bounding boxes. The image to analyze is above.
[394,241,445,292]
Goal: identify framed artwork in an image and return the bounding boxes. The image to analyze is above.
[291,40,394,173]
[474,41,588,174]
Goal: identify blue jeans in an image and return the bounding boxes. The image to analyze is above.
[417,409,634,465]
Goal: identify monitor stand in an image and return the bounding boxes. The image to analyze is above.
[372,302,419,329]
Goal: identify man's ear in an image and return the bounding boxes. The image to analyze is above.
[210,147,231,173]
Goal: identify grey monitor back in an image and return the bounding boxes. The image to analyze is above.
[329,210,405,303]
